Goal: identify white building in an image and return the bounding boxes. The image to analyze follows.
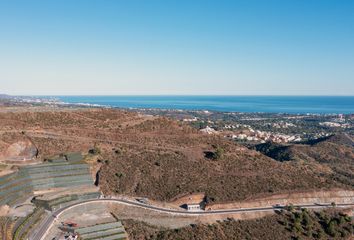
[187,203,201,211]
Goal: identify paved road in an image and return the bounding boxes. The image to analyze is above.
[31,198,354,240]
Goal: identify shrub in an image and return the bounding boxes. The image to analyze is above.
[302,211,312,229]
[89,146,101,155]
[115,172,124,178]
[214,147,224,160]
[326,220,337,237]
[286,204,295,212]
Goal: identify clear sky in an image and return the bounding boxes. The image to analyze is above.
[0,0,353,95]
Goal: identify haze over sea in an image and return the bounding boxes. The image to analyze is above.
[55,96,354,114]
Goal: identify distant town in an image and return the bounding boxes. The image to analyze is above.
[2,94,353,145]
[134,108,354,145]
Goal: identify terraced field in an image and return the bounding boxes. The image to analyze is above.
[0,154,96,207]
[12,207,45,240]
[33,191,101,211]
[75,221,128,240]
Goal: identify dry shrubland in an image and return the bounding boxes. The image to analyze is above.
[0,108,352,203]
[123,209,353,240]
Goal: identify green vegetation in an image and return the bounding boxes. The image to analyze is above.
[13,207,45,240]
[214,146,224,160]
[123,209,353,240]
[0,155,94,207]
[75,221,127,240]
[284,204,295,212]
[253,142,291,162]
[283,209,353,239]
[252,134,354,188]
[89,145,101,155]
[115,172,124,178]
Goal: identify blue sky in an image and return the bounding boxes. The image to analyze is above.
[0,0,353,95]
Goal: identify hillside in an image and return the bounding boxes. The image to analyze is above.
[0,107,352,203]
[253,134,354,188]
[123,209,353,240]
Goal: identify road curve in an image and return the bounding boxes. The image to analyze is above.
[32,198,354,240]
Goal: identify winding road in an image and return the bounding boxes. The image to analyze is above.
[31,197,354,240]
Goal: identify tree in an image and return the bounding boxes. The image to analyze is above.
[293,220,302,233]
[302,211,312,229]
[326,220,337,237]
[283,219,289,228]
[286,204,295,212]
[315,228,325,239]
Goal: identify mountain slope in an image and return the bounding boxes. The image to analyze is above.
[253,134,354,188]
[0,108,351,203]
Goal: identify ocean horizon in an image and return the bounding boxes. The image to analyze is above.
[48,95,354,114]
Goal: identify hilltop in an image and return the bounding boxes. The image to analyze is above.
[0,107,352,204]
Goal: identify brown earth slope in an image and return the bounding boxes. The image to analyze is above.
[253,134,354,188]
[0,108,352,203]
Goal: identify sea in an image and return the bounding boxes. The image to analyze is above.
[54,96,354,114]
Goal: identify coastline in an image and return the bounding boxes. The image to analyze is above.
[1,94,354,114]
